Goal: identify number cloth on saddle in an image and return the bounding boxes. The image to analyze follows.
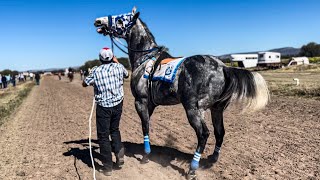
[144,57,185,83]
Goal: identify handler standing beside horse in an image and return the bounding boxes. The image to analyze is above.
[83,47,129,176]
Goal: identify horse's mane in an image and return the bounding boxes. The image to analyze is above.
[139,18,171,57]
[139,19,156,43]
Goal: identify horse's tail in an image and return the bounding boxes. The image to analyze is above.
[218,67,270,112]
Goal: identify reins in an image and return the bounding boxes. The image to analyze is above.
[109,35,160,55]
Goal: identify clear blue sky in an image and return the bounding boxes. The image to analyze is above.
[1,0,320,71]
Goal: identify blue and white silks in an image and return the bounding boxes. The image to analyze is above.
[144,57,186,83]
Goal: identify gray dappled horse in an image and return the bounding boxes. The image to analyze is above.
[94,7,269,179]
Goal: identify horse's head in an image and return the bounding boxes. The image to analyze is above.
[94,7,140,38]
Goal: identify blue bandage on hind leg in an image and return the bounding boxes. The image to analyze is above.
[190,152,201,170]
[144,135,151,154]
[214,146,221,153]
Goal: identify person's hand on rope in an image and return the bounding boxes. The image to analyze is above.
[113,56,119,63]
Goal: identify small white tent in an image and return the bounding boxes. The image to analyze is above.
[288,57,309,66]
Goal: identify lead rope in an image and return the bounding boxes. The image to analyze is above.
[88,96,96,180]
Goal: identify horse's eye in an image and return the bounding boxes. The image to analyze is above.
[116,20,124,28]
[117,19,123,25]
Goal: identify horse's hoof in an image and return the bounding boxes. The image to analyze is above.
[186,170,197,180]
[140,154,150,164]
[207,151,219,164]
[211,151,220,163]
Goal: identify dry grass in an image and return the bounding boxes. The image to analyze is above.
[259,64,320,98]
[273,63,320,72]
[0,82,35,125]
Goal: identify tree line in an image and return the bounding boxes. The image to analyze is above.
[0,69,19,76]
[300,42,320,57]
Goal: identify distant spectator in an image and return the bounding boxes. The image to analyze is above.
[6,75,11,85]
[11,75,16,87]
[2,75,7,88]
[30,72,34,81]
[58,73,61,80]
[80,69,84,80]
[35,73,41,85]
[0,74,2,89]
[68,67,73,73]
[19,73,24,82]
[84,70,89,78]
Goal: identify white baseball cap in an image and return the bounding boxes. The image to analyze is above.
[99,47,113,61]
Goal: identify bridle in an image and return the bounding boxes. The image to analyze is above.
[98,15,163,61]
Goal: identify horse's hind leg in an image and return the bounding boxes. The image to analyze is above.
[185,108,210,179]
[134,99,155,163]
[209,103,226,164]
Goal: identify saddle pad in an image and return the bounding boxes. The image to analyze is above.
[144,57,185,83]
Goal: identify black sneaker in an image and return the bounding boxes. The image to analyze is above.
[115,147,125,168]
[99,166,112,176]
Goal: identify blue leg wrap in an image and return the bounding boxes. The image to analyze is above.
[144,135,151,154]
[214,146,221,153]
[190,152,201,170]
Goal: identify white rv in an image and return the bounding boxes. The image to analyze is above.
[258,52,281,64]
[287,57,309,66]
[230,54,258,68]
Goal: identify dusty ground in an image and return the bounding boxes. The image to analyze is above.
[0,74,319,180]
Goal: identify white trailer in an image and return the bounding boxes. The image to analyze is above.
[258,52,281,63]
[230,54,258,68]
[258,52,281,68]
[287,57,309,66]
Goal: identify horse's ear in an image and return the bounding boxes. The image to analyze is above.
[133,12,140,21]
[132,6,137,15]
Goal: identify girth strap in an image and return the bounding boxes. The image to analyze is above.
[147,51,170,106]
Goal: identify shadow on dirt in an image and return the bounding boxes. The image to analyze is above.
[63,139,217,177]
[63,139,104,180]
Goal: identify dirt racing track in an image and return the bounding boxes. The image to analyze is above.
[0,76,319,180]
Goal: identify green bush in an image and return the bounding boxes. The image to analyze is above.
[309,57,320,64]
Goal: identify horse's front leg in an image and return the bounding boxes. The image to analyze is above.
[185,108,210,180]
[135,98,155,163]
